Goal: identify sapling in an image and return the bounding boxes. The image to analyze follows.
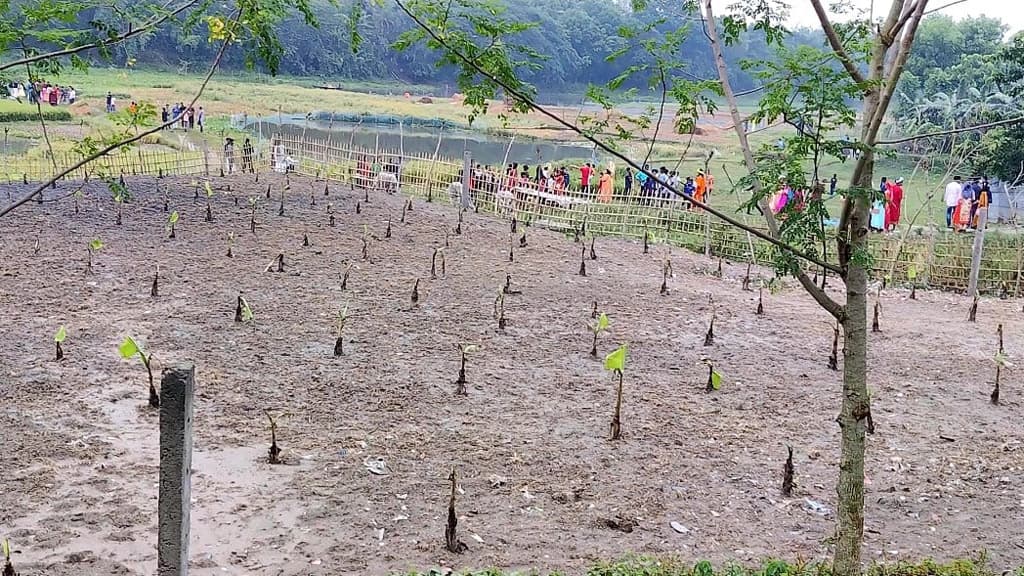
[872,300,881,332]
[356,201,361,214]
[324,182,329,196]
[782,446,795,497]
[455,209,463,235]
[365,187,370,203]
[643,229,650,254]
[204,182,214,222]
[715,257,723,278]
[511,216,517,233]
[828,320,840,371]
[266,183,271,199]
[329,204,336,227]
[908,264,918,299]
[54,325,67,361]
[431,248,441,279]
[303,232,310,247]
[151,264,160,297]
[573,224,581,243]
[166,210,179,239]
[310,189,316,207]
[249,197,258,233]
[704,311,716,346]
[278,186,286,216]
[444,228,450,248]
[591,300,598,319]
[503,274,521,295]
[704,360,723,393]
[341,263,352,291]
[578,246,587,276]
[494,289,507,330]
[2,538,15,576]
[226,232,235,258]
[590,238,597,260]
[508,235,515,262]
[660,259,673,295]
[454,344,478,395]
[589,312,610,358]
[114,191,124,225]
[264,409,283,464]
[193,179,200,203]
[406,198,413,211]
[119,336,159,408]
[968,295,979,323]
[385,218,392,238]
[411,278,420,306]
[519,231,527,247]
[401,200,408,223]
[445,468,467,553]
[86,239,103,274]
[992,324,1011,405]
[333,305,348,356]
[742,262,752,291]
[234,293,249,322]
[32,236,39,255]
[756,287,765,316]
[605,344,627,440]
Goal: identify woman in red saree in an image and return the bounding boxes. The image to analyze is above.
[885,177,904,231]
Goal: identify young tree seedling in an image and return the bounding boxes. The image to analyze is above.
[589,312,610,358]
[782,445,795,497]
[2,538,15,576]
[872,300,881,332]
[151,264,160,297]
[454,344,478,396]
[519,231,527,248]
[54,325,67,361]
[401,200,407,223]
[310,188,316,207]
[341,263,352,291]
[508,234,515,262]
[356,201,361,214]
[406,198,413,211]
[503,274,521,295]
[166,210,179,239]
[756,287,765,316]
[742,262,752,291]
[227,232,235,258]
[589,238,598,260]
[605,344,627,440]
[431,248,447,279]
[829,320,840,371]
[385,217,392,238]
[265,253,285,273]
[715,257,723,278]
[411,278,420,307]
[193,179,200,203]
[264,409,283,464]
[32,235,39,255]
[573,223,581,243]
[578,246,587,276]
[334,305,349,357]
[511,216,517,233]
[118,336,159,408]
[704,311,716,347]
[204,182,214,222]
[86,239,103,275]
[328,203,336,227]
[455,209,463,235]
[660,259,673,295]
[993,324,1012,405]
[303,232,310,247]
[704,360,723,393]
[445,468,467,553]
[643,228,649,254]
[591,300,598,319]
[494,289,507,330]
[968,295,979,323]
[266,183,271,199]
[444,227,450,248]
[249,197,258,233]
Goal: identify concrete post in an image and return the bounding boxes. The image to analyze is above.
[968,207,988,297]
[460,150,473,210]
[158,363,195,576]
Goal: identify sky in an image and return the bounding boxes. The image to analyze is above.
[713,0,1024,35]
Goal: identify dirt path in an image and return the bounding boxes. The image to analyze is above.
[0,174,1022,575]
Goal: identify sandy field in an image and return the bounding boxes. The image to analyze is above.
[0,173,1021,575]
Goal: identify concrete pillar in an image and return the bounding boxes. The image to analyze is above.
[968,207,988,297]
[158,363,195,576]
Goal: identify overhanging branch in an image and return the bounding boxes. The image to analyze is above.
[809,0,867,86]
[389,0,842,275]
[877,114,1024,145]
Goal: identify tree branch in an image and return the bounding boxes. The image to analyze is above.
[0,0,201,72]
[809,0,867,85]
[392,0,842,275]
[866,0,929,143]
[0,12,236,220]
[877,114,1024,145]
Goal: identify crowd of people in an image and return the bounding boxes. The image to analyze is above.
[5,81,76,106]
[944,176,992,232]
[460,161,716,207]
[871,176,905,232]
[160,103,205,131]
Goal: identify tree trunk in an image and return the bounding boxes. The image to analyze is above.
[834,164,873,576]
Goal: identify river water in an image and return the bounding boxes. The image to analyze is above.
[250,117,597,166]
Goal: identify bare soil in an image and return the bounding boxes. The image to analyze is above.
[1,174,1022,575]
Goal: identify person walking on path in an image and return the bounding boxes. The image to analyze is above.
[597,169,613,203]
[224,137,236,174]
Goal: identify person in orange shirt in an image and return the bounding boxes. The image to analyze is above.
[694,170,707,206]
[597,169,614,203]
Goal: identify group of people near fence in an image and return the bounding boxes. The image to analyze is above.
[160,103,205,131]
[5,81,76,106]
[870,176,905,232]
[944,175,992,232]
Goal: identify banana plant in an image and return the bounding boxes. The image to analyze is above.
[118,336,159,408]
[167,210,179,239]
[54,325,67,361]
[605,344,627,440]
[588,312,610,358]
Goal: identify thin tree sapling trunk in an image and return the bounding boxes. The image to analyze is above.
[609,370,623,440]
[520,231,527,247]
[445,468,467,553]
[144,353,159,408]
[455,352,467,395]
[782,445,795,496]
[704,313,715,346]
[756,288,764,316]
[265,410,282,464]
[578,246,587,276]
[590,238,597,260]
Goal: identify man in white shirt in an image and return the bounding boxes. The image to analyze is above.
[944,176,962,228]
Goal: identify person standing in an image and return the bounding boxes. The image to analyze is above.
[223,137,235,174]
[624,167,633,196]
[695,170,707,206]
[197,106,205,132]
[944,176,962,228]
[580,162,593,191]
[830,173,838,195]
[161,105,169,127]
[106,91,113,112]
[597,169,613,203]
[886,177,904,231]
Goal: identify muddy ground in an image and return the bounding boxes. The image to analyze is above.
[1,174,1022,576]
